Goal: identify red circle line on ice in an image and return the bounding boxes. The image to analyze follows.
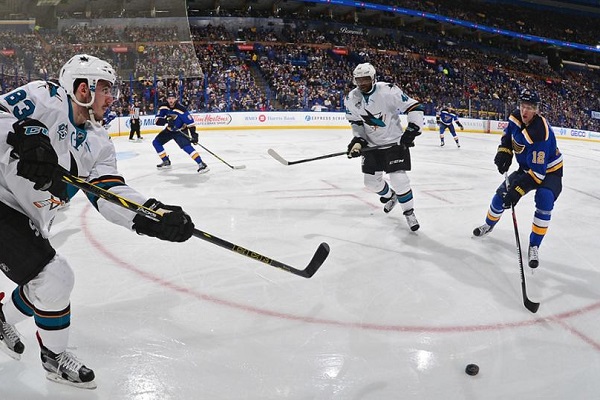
[79,205,600,348]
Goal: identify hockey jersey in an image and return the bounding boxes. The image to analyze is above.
[437,108,461,126]
[0,80,147,237]
[501,109,563,184]
[345,82,423,146]
[155,101,194,132]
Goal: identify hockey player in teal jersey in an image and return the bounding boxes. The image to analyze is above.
[345,63,424,231]
[436,107,463,147]
[153,92,208,173]
[473,89,563,268]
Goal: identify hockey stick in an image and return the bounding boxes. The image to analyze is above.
[268,142,400,166]
[180,131,245,169]
[58,171,329,278]
[505,173,540,313]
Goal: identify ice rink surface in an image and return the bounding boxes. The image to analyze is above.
[1,127,599,399]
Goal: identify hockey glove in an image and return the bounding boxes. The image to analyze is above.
[189,126,199,145]
[400,122,422,148]
[457,122,464,131]
[502,173,536,209]
[494,146,513,174]
[347,136,368,158]
[133,198,194,242]
[6,119,67,200]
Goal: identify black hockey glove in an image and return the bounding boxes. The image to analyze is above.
[166,114,177,130]
[6,118,67,200]
[502,173,536,209]
[347,136,368,158]
[400,122,422,148]
[457,122,464,131]
[494,146,513,174]
[133,198,194,242]
[189,126,199,145]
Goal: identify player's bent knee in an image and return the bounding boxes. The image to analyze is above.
[389,171,411,193]
[534,187,555,212]
[364,173,384,192]
[24,254,74,310]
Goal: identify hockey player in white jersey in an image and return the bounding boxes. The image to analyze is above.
[0,54,195,389]
[345,63,424,231]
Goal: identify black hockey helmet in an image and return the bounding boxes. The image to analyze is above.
[519,88,540,105]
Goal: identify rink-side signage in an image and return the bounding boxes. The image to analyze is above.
[104,111,600,142]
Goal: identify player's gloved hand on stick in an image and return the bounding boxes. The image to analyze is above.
[494,146,513,174]
[457,123,464,131]
[347,136,368,158]
[166,114,177,129]
[190,127,199,145]
[502,174,535,209]
[400,122,421,147]
[6,118,67,200]
[133,198,194,242]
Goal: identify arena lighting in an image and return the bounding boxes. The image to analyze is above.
[299,0,600,54]
[37,0,62,5]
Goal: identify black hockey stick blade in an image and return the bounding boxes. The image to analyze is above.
[192,229,330,278]
[59,170,327,278]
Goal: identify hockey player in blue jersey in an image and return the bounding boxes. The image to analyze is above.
[473,89,563,269]
[436,107,463,147]
[153,92,208,173]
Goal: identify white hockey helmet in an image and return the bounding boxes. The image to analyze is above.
[352,62,376,85]
[59,54,118,108]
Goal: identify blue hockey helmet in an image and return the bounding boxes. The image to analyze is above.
[518,88,540,106]
[167,91,177,98]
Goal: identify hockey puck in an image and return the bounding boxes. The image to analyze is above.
[465,364,479,376]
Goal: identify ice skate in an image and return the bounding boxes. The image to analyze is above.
[380,190,397,213]
[156,159,171,169]
[128,138,136,142]
[456,141,461,148]
[440,140,445,147]
[473,224,493,237]
[0,293,25,361]
[403,209,420,231]
[528,246,539,268]
[39,339,96,390]
[197,162,210,174]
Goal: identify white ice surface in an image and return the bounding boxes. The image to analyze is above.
[1,128,599,400]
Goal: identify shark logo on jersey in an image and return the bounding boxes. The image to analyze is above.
[71,128,87,150]
[360,109,386,128]
[57,123,68,140]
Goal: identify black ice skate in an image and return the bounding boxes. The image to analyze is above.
[528,245,539,268]
[38,334,97,390]
[473,224,493,237]
[380,190,397,213]
[403,209,420,231]
[0,293,25,361]
[156,159,171,169]
[197,162,210,174]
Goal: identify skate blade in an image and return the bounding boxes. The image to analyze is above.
[0,343,22,361]
[45,372,97,390]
